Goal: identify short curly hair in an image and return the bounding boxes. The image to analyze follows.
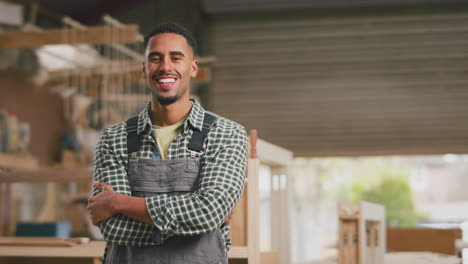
[144,22,197,54]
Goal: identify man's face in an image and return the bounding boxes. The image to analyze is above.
[143,33,198,105]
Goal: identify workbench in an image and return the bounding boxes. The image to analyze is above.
[0,241,252,264]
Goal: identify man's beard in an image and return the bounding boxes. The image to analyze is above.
[151,83,187,106]
[156,94,178,105]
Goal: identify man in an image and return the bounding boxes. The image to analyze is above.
[87,22,248,264]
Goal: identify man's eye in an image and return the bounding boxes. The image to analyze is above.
[150,57,160,62]
[172,57,181,61]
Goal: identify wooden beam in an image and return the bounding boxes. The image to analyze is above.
[257,139,292,167]
[0,25,141,49]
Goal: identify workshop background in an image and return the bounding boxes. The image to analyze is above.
[1,0,468,264]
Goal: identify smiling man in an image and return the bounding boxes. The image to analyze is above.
[87,23,248,264]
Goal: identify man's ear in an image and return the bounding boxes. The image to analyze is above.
[191,60,199,78]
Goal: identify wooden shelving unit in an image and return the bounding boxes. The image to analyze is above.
[0,153,93,238]
[0,133,291,263]
[0,153,39,171]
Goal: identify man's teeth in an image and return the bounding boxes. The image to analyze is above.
[158,78,176,83]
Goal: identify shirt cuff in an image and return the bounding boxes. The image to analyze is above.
[145,195,171,234]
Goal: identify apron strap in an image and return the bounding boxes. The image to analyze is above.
[125,115,140,157]
[187,112,218,153]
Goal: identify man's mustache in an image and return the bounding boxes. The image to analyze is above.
[152,73,181,80]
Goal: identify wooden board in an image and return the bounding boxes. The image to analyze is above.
[0,241,74,247]
[247,158,261,264]
[387,228,461,255]
[0,153,39,170]
[0,241,104,257]
[0,184,4,236]
[256,139,293,168]
[0,25,141,49]
[0,167,92,183]
[231,184,247,246]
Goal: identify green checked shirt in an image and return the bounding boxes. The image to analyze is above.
[91,99,247,262]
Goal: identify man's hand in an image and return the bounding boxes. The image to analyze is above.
[87,181,119,226]
[222,210,234,227]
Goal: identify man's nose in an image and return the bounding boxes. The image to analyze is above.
[159,58,172,73]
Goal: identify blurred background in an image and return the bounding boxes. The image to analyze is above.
[1,0,468,263]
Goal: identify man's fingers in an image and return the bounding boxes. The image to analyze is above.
[93,181,103,190]
[94,181,114,192]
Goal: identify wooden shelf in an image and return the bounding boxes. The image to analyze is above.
[0,167,92,183]
[0,153,39,170]
[0,241,104,258]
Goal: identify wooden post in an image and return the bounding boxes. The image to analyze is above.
[247,158,260,264]
[247,129,260,264]
[0,25,141,49]
[0,184,4,236]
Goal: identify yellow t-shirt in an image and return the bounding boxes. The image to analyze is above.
[152,117,186,159]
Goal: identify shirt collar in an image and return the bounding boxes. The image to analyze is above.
[137,98,206,135]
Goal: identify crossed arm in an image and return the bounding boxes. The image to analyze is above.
[87,126,247,241]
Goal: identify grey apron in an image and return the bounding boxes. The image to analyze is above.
[106,113,227,264]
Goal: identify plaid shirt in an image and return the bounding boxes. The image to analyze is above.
[91,99,247,261]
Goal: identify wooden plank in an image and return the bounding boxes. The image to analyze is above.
[247,158,261,264]
[0,168,93,183]
[0,153,39,170]
[0,241,74,247]
[0,184,4,236]
[257,139,292,167]
[387,228,461,255]
[0,25,140,49]
[0,237,89,243]
[231,185,247,246]
[0,241,105,257]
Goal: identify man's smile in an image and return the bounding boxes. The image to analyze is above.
[153,75,179,89]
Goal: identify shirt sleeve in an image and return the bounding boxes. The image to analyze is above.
[91,128,154,245]
[145,125,248,236]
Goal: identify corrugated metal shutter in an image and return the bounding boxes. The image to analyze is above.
[204,0,468,13]
[210,10,468,157]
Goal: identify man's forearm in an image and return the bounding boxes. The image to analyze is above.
[114,193,154,225]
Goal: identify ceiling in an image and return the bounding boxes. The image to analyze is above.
[15,0,149,25]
